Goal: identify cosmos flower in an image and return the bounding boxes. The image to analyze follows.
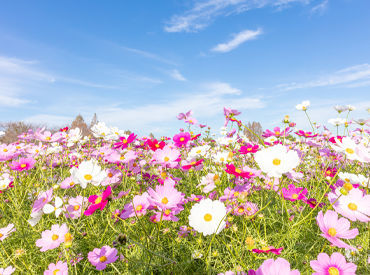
[281,184,307,202]
[147,181,184,211]
[35,223,69,252]
[310,252,357,275]
[0,266,15,275]
[70,159,107,188]
[328,188,370,222]
[295,100,310,111]
[88,245,118,271]
[0,224,16,241]
[84,186,112,216]
[254,144,300,178]
[9,157,36,171]
[316,210,359,251]
[113,133,137,150]
[254,257,300,275]
[173,132,191,148]
[188,199,226,236]
[44,261,68,275]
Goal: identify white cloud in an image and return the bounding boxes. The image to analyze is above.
[169,69,187,81]
[119,46,177,66]
[278,64,370,91]
[0,94,30,107]
[311,0,328,14]
[211,28,262,53]
[95,81,264,132]
[164,0,314,33]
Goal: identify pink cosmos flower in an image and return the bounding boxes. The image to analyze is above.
[281,184,307,201]
[197,173,218,193]
[263,127,291,138]
[113,133,137,150]
[44,261,68,275]
[101,168,122,186]
[147,180,184,211]
[0,266,15,275]
[151,145,181,168]
[255,258,300,275]
[316,210,358,251]
[177,110,192,120]
[173,132,191,148]
[9,157,36,171]
[223,107,241,127]
[88,245,118,271]
[0,223,16,241]
[32,188,53,213]
[59,176,76,189]
[310,252,357,275]
[295,130,318,138]
[84,186,112,216]
[328,188,370,222]
[181,159,204,170]
[36,223,69,252]
[65,196,88,219]
[120,192,150,219]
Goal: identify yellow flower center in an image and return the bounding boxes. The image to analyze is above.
[275,131,280,135]
[180,137,185,142]
[155,144,160,148]
[220,157,225,162]
[0,233,3,238]
[191,161,196,165]
[213,175,219,181]
[3,149,8,152]
[204,213,212,222]
[51,234,59,241]
[73,205,80,211]
[328,228,337,237]
[292,194,298,199]
[348,203,357,211]
[136,205,143,211]
[196,150,201,153]
[46,137,51,140]
[345,148,354,154]
[20,164,27,168]
[164,209,171,215]
[164,156,170,162]
[53,269,60,275]
[343,182,353,191]
[238,207,244,213]
[161,172,167,178]
[328,267,339,275]
[64,233,73,242]
[95,197,102,204]
[69,181,75,186]
[108,173,113,178]
[99,256,107,262]
[235,168,242,174]
[123,140,127,144]
[84,174,92,181]
[161,197,169,204]
[247,148,252,151]
[272,158,281,166]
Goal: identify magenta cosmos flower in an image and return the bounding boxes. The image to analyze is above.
[84,186,112,216]
[255,258,300,275]
[88,245,118,271]
[113,133,137,150]
[35,223,69,252]
[173,132,191,148]
[9,157,36,171]
[281,184,307,202]
[316,210,358,251]
[44,261,68,275]
[310,252,357,275]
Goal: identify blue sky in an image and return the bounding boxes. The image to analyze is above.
[0,0,369,135]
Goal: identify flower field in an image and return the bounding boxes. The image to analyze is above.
[0,103,369,274]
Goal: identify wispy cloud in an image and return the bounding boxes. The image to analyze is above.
[311,0,328,14]
[169,69,187,81]
[164,0,314,33]
[95,81,264,133]
[277,64,370,91]
[119,46,177,66]
[211,28,262,53]
[0,94,30,107]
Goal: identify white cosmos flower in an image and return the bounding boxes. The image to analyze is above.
[188,145,210,159]
[0,177,11,191]
[188,199,226,236]
[333,105,348,113]
[347,105,356,111]
[91,122,112,139]
[28,211,43,227]
[254,144,300,178]
[328,118,346,126]
[331,137,359,160]
[338,172,369,188]
[212,151,232,164]
[43,197,63,217]
[70,159,107,188]
[295,100,310,111]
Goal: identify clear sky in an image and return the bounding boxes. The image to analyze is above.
[0,0,369,135]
